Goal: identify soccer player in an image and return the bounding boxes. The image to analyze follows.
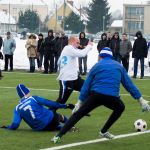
[56,36,93,104]
[52,47,150,143]
[0,84,74,131]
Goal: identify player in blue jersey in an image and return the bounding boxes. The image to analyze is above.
[0,84,74,131]
[52,47,150,143]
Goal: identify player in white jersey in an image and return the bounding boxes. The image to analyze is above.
[56,36,93,104]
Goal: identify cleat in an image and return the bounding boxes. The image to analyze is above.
[51,136,61,143]
[100,131,114,139]
[69,126,79,132]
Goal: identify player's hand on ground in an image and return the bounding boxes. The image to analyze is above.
[0,125,7,129]
[66,104,75,110]
[139,97,150,112]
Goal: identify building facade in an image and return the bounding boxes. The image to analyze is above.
[123,4,150,35]
[0,0,48,22]
[0,11,17,33]
[47,0,88,32]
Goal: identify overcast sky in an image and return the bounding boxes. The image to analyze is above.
[43,0,150,13]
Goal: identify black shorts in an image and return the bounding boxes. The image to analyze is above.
[43,113,60,131]
[57,76,84,104]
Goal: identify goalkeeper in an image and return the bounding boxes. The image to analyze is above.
[52,47,150,143]
[1,84,74,131]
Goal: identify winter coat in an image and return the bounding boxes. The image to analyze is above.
[25,39,37,58]
[55,36,68,56]
[132,37,147,58]
[43,36,55,55]
[120,39,132,58]
[37,39,44,54]
[3,37,16,55]
[97,33,108,53]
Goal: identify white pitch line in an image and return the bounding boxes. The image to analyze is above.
[0,86,150,98]
[40,130,150,150]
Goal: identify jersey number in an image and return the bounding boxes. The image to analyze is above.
[23,105,35,119]
[60,56,68,68]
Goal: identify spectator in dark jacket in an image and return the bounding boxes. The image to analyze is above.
[54,32,60,73]
[78,32,89,75]
[109,32,121,62]
[43,30,55,74]
[0,36,3,79]
[37,33,44,71]
[97,33,108,53]
[132,31,148,79]
[55,31,68,72]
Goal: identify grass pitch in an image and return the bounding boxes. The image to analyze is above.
[0,71,150,150]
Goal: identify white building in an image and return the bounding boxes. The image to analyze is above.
[0,11,17,33]
[109,20,123,33]
[0,0,48,22]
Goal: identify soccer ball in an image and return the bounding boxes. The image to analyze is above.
[134,119,147,132]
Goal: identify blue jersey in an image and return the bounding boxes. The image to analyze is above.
[7,96,67,130]
[79,57,142,101]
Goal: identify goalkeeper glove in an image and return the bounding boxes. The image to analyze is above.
[72,100,83,114]
[138,97,150,112]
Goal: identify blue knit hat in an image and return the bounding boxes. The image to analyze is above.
[99,47,113,58]
[16,84,30,98]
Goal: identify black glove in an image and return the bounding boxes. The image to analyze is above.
[66,104,75,110]
[0,125,7,129]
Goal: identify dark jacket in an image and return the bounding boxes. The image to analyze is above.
[78,32,89,50]
[37,38,44,54]
[43,30,55,55]
[0,36,3,50]
[97,33,108,53]
[109,33,121,56]
[55,36,68,56]
[132,31,147,58]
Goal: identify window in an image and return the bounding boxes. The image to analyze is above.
[127,7,144,16]
[128,21,143,30]
[57,16,63,21]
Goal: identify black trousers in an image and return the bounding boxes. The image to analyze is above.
[57,92,125,137]
[4,54,13,71]
[78,56,87,74]
[56,76,84,104]
[121,55,129,72]
[44,54,54,73]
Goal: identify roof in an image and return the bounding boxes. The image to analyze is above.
[66,2,88,22]
[49,1,88,23]
[0,11,16,24]
[0,0,47,5]
[111,20,122,28]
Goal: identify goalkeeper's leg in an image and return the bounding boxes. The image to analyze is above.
[55,94,99,138]
[100,97,125,134]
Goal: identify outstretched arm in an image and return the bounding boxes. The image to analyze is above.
[1,108,22,130]
[32,96,72,109]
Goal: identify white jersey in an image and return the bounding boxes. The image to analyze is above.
[57,44,92,81]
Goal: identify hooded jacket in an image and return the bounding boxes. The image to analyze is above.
[43,30,55,55]
[97,33,108,53]
[132,31,147,58]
